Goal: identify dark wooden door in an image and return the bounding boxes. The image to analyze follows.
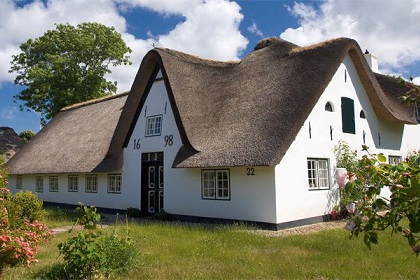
[141,153,164,215]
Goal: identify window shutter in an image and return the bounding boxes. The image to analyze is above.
[341,97,355,134]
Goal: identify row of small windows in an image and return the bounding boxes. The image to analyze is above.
[18,174,122,194]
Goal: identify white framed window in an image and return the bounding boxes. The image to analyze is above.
[415,101,420,122]
[201,169,230,200]
[145,115,163,137]
[49,176,59,192]
[35,176,43,192]
[85,174,98,193]
[307,159,330,190]
[68,175,78,192]
[108,174,122,193]
[389,156,402,166]
[16,175,22,189]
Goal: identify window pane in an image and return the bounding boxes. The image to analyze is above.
[154,115,162,135]
[202,171,215,198]
[307,159,330,189]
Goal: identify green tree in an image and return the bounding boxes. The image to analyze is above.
[19,130,35,143]
[9,22,131,124]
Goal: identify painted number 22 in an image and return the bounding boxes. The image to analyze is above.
[246,167,255,176]
[164,135,173,147]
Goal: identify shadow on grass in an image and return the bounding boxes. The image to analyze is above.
[31,263,69,280]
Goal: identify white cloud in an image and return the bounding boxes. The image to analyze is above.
[281,0,420,75]
[0,0,248,93]
[0,106,18,121]
[247,22,263,38]
[119,0,248,61]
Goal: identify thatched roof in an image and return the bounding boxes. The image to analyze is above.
[0,127,25,162]
[109,37,416,168]
[6,37,417,174]
[6,93,128,174]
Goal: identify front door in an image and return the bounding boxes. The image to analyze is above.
[141,152,164,215]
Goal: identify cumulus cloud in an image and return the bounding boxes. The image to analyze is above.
[119,0,248,61]
[247,22,263,38]
[0,0,248,92]
[281,0,420,74]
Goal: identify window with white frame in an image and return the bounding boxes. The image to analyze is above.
[108,174,122,193]
[35,176,43,192]
[389,156,402,166]
[68,175,78,192]
[16,175,22,189]
[49,176,58,192]
[85,174,98,193]
[145,115,163,136]
[307,159,330,190]
[201,169,230,200]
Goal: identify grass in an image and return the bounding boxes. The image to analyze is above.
[3,209,420,279]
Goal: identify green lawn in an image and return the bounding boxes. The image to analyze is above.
[3,209,420,279]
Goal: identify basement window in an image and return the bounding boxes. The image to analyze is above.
[307,158,330,190]
[145,115,163,137]
[202,169,230,200]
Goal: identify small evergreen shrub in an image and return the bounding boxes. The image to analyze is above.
[126,207,142,218]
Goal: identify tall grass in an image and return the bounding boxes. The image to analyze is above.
[4,210,420,279]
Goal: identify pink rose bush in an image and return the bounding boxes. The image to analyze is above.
[0,168,53,275]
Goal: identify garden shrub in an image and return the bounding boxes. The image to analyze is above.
[58,203,138,279]
[0,164,53,275]
[4,190,44,229]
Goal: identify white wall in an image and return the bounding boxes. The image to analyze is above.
[123,74,278,223]
[274,54,420,224]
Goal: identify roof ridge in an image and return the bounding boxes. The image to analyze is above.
[155,48,239,68]
[290,37,355,55]
[61,92,129,112]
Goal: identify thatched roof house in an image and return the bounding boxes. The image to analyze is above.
[6,37,416,174]
[5,36,420,228]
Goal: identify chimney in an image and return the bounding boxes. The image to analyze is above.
[364,49,379,72]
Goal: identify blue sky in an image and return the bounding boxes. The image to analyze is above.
[1,0,420,133]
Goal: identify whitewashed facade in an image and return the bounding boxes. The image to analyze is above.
[7,41,420,229]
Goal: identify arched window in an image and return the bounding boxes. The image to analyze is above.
[325,102,333,112]
[360,110,366,119]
